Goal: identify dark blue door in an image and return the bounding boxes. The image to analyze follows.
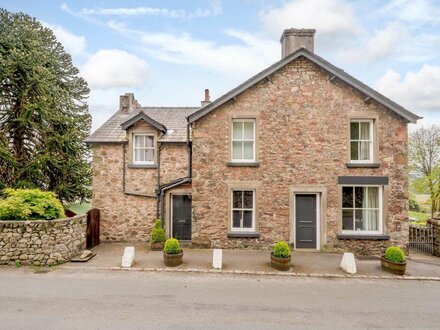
[172,195,192,241]
[295,195,317,249]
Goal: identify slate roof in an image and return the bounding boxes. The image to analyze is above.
[85,107,199,143]
[188,48,421,124]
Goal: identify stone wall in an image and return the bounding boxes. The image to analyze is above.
[92,130,189,242]
[0,214,86,266]
[191,56,409,255]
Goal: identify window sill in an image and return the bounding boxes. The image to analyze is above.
[128,164,158,169]
[337,234,390,240]
[346,163,380,168]
[226,162,260,167]
[227,232,260,238]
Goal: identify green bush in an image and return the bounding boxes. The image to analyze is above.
[384,246,406,263]
[164,238,182,254]
[151,219,166,243]
[0,188,65,220]
[273,241,291,259]
[409,198,421,212]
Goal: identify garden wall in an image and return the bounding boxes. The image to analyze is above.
[0,214,86,266]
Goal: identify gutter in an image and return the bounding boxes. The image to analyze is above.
[186,117,192,178]
[156,142,162,218]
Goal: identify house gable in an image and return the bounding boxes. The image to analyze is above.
[188,48,421,124]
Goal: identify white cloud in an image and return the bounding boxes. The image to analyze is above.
[80,49,149,90]
[43,22,86,56]
[77,2,221,19]
[381,0,440,24]
[259,0,362,45]
[365,23,408,60]
[108,22,278,77]
[374,65,440,113]
[338,22,410,63]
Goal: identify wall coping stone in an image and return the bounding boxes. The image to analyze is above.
[0,214,86,226]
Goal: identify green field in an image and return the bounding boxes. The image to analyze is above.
[409,211,430,226]
[66,202,92,215]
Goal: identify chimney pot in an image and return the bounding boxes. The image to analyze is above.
[201,89,211,107]
[280,28,316,58]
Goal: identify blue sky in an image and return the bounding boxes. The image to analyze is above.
[2,0,440,131]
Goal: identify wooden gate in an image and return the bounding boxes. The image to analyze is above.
[409,223,434,255]
[87,208,100,249]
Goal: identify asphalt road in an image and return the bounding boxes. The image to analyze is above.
[1,268,439,329]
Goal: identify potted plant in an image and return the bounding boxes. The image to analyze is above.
[381,246,407,275]
[271,241,292,271]
[163,238,183,267]
[150,219,166,251]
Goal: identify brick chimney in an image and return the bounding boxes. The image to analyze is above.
[119,93,140,113]
[201,89,211,107]
[280,28,316,58]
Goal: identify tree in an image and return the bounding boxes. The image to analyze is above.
[0,10,91,203]
[409,125,440,217]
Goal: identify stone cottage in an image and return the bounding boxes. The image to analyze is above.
[86,29,421,255]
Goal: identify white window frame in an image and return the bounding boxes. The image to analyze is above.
[231,119,256,163]
[133,133,155,165]
[341,185,383,235]
[349,119,374,163]
[231,189,256,232]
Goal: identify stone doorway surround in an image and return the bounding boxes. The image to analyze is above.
[289,185,327,251]
[165,187,192,240]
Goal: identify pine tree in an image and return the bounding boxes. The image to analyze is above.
[0,9,91,203]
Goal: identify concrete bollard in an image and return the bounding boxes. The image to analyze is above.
[121,247,135,268]
[212,249,222,269]
[340,252,356,274]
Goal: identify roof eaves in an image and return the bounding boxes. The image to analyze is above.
[121,110,167,133]
[85,140,125,145]
[188,48,421,124]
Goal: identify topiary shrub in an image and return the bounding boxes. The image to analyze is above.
[164,238,182,254]
[151,219,166,243]
[384,246,406,263]
[0,188,65,220]
[273,241,291,259]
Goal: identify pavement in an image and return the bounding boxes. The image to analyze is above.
[59,242,440,280]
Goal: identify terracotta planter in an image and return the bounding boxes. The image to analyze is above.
[271,252,291,271]
[151,242,164,251]
[381,256,407,275]
[163,251,183,267]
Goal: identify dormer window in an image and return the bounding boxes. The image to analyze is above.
[133,134,154,164]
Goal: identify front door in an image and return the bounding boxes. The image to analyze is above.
[172,195,192,241]
[295,194,317,249]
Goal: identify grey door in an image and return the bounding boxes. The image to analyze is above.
[172,195,192,241]
[295,194,317,249]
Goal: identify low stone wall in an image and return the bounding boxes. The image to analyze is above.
[0,214,87,266]
[428,219,440,257]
